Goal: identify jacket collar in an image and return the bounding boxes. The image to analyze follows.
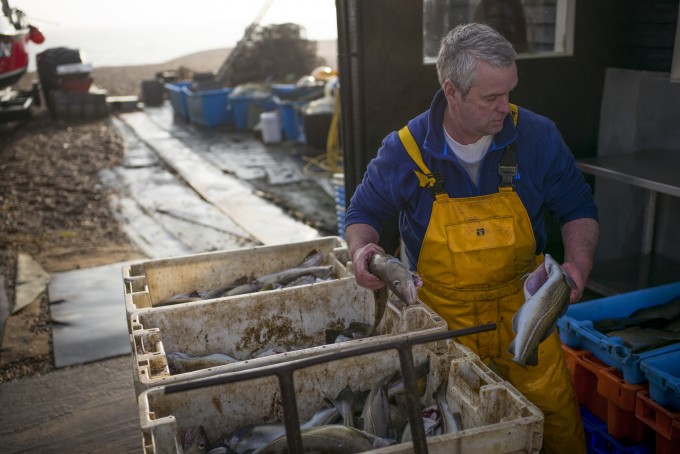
[423,89,518,157]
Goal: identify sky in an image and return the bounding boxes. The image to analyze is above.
[11,0,338,68]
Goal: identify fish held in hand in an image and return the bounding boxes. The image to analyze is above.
[368,252,422,306]
[508,254,575,367]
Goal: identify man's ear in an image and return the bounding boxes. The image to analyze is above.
[442,80,459,101]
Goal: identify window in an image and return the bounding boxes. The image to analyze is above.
[423,0,576,63]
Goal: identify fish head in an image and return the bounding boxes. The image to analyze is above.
[183,425,208,454]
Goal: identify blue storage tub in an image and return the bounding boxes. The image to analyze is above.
[183,86,234,127]
[581,406,606,454]
[165,82,192,121]
[558,281,680,384]
[591,424,653,454]
[230,94,276,130]
[275,98,306,141]
[640,349,680,410]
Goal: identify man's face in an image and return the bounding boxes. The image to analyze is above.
[444,60,518,144]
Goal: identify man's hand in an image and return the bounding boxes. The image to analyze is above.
[352,243,386,291]
[561,218,599,304]
[561,261,588,304]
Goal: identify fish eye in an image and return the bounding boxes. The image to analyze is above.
[392,280,400,287]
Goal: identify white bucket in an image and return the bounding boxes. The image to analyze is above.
[260,111,282,144]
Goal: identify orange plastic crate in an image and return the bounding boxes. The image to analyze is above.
[635,390,680,454]
[562,343,651,443]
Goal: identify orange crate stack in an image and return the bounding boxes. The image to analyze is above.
[562,344,651,443]
[636,390,680,454]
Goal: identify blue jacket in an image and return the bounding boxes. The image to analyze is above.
[345,89,599,268]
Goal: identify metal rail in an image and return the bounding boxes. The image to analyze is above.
[165,323,496,454]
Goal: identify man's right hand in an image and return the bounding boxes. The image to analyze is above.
[351,243,386,291]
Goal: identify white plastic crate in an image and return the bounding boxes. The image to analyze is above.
[138,341,543,453]
[122,236,351,315]
[129,279,446,394]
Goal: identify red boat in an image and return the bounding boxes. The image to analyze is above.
[0,0,44,121]
[0,0,43,88]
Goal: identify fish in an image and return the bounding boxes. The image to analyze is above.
[593,297,680,334]
[203,275,249,299]
[370,286,388,336]
[400,406,442,443]
[607,326,680,353]
[328,385,357,427]
[183,425,209,454]
[434,381,462,434]
[360,371,398,439]
[368,252,422,306]
[156,290,205,307]
[256,425,395,454]
[166,351,239,374]
[226,406,341,453]
[325,321,373,344]
[255,265,334,288]
[508,254,576,367]
[282,274,317,288]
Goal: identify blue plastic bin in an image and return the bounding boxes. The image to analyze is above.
[275,98,306,141]
[591,424,653,454]
[230,94,276,130]
[640,349,680,410]
[581,406,607,454]
[165,82,192,121]
[183,86,234,127]
[558,281,680,384]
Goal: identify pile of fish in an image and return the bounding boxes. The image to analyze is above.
[166,321,374,375]
[157,250,334,306]
[593,296,680,353]
[508,254,575,367]
[182,363,464,454]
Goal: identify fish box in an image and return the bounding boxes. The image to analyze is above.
[122,236,351,316]
[639,350,680,410]
[557,281,680,384]
[129,280,447,395]
[138,342,543,454]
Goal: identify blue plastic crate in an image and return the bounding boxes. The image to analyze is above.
[640,349,680,411]
[557,281,680,384]
[582,406,607,454]
[230,94,276,130]
[183,86,234,127]
[165,82,191,121]
[275,98,306,141]
[591,424,653,454]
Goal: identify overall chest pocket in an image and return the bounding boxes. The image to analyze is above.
[446,215,517,287]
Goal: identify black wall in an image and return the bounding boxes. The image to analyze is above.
[338,0,678,190]
[337,0,678,253]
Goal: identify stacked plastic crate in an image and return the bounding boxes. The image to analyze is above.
[558,281,680,453]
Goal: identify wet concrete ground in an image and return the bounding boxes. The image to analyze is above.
[0,104,343,453]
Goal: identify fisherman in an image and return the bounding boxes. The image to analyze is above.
[345,23,599,453]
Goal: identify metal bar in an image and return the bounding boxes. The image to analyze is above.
[641,189,657,255]
[164,324,496,453]
[165,324,495,395]
[397,344,428,454]
[278,370,304,453]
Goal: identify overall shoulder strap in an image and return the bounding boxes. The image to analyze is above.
[398,125,446,195]
[499,104,520,190]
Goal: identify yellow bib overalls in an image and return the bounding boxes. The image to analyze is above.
[398,109,585,454]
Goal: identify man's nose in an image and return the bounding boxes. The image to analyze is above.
[497,95,510,114]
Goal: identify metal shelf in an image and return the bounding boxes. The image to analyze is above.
[577,149,680,294]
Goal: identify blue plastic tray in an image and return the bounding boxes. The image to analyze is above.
[558,281,680,384]
[581,406,606,454]
[640,349,680,410]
